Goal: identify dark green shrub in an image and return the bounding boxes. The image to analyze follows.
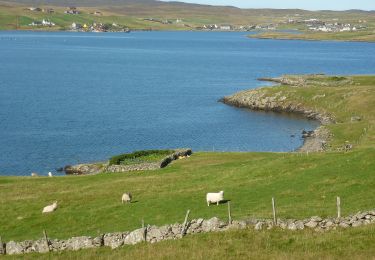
[109,150,174,165]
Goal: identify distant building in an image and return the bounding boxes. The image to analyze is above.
[42,19,55,26]
[71,22,82,30]
[28,7,42,12]
[42,8,54,13]
[29,19,55,26]
[65,7,80,15]
[220,24,232,30]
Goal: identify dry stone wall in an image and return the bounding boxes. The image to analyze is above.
[64,149,192,175]
[3,209,375,256]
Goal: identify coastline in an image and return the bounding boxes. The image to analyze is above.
[220,76,336,152]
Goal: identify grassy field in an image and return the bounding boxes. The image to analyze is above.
[251,31,375,42]
[0,75,375,258]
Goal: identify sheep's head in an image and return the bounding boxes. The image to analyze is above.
[53,201,58,206]
[219,191,224,195]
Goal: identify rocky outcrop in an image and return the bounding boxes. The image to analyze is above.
[65,149,192,175]
[220,83,335,152]
[3,209,375,255]
[64,163,105,175]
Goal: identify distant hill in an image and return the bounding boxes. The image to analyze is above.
[0,0,157,6]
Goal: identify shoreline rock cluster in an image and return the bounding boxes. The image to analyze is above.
[219,79,335,152]
[3,210,375,255]
[64,149,192,175]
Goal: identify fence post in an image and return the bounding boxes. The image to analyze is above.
[43,230,50,252]
[337,197,341,218]
[228,201,232,224]
[142,219,147,242]
[0,236,4,255]
[272,197,277,225]
[181,209,191,236]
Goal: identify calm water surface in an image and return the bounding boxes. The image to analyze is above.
[1,31,374,175]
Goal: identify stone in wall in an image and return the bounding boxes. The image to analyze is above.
[103,232,128,249]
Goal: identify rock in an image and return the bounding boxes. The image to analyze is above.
[6,241,24,255]
[295,221,305,230]
[66,236,97,251]
[339,222,350,228]
[147,225,173,243]
[124,228,145,245]
[351,116,361,122]
[201,217,226,232]
[305,221,318,228]
[352,221,363,227]
[32,239,50,253]
[277,220,287,229]
[310,216,322,222]
[287,222,297,231]
[50,239,69,252]
[254,222,264,230]
[228,220,247,230]
[171,223,183,236]
[65,164,104,175]
[103,233,126,249]
[325,221,334,228]
[187,219,204,234]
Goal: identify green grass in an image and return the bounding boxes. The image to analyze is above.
[0,75,374,258]
[1,149,374,243]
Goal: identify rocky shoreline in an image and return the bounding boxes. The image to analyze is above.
[220,76,336,152]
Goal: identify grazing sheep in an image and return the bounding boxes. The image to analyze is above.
[42,201,58,213]
[121,192,132,204]
[48,172,53,177]
[31,172,39,177]
[206,191,224,206]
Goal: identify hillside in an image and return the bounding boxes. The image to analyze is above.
[0,0,374,33]
[0,75,374,258]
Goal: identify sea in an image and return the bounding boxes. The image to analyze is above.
[1,31,374,175]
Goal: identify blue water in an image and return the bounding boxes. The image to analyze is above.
[1,31,374,176]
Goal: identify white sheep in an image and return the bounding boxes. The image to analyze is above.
[42,201,58,213]
[206,191,224,206]
[31,172,39,177]
[121,192,132,204]
[48,172,53,177]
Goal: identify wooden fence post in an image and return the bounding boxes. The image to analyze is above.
[142,219,147,242]
[228,201,232,224]
[337,197,341,218]
[272,197,277,225]
[181,210,191,236]
[43,230,50,252]
[0,236,4,255]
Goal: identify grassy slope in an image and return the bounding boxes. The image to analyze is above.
[0,76,375,260]
[1,1,375,35]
